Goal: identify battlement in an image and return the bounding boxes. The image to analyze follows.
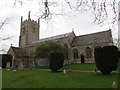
[22,19,39,25]
[21,12,40,26]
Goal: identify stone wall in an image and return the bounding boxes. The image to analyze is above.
[70,42,113,64]
[35,59,71,66]
[35,59,49,66]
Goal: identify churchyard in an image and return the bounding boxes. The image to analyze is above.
[2,64,118,88]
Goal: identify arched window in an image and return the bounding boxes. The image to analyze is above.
[73,49,78,59]
[64,44,68,59]
[86,47,92,58]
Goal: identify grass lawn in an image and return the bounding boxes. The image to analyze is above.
[2,64,118,88]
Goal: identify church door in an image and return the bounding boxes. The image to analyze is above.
[81,54,85,63]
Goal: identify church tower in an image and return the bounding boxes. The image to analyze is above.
[19,12,40,47]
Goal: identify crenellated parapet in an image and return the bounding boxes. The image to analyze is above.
[22,19,39,25]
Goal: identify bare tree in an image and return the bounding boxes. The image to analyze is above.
[39,0,118,25]
[1,0,118,25]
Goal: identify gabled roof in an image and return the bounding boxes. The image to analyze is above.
[10,47,28,57]
[71,30,113,47]
[27,32,72,47]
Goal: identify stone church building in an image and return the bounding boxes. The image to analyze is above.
[7,13,113,67]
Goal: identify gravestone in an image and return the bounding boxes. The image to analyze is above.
[13,69,17,73]
[6,62,10,69]
[112,82,117,88]
[63,69,67,75]
[18,63,24,70]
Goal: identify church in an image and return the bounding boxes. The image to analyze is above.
[7,12,113,67]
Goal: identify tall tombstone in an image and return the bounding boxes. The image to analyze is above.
[6,62,10,69]
[18,62,24,70]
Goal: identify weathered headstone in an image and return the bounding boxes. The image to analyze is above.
[32,60,35,66]
[18,63,24,70]
[6,62,10,69]
[112,82,117,88]
[63,69,67,75]
[13,69,17,73]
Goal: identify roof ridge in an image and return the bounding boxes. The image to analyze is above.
[41,32,72,40]
[76,30,111,37]
[31,32,72,44]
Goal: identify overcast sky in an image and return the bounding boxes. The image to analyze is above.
[0,0,119,54]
